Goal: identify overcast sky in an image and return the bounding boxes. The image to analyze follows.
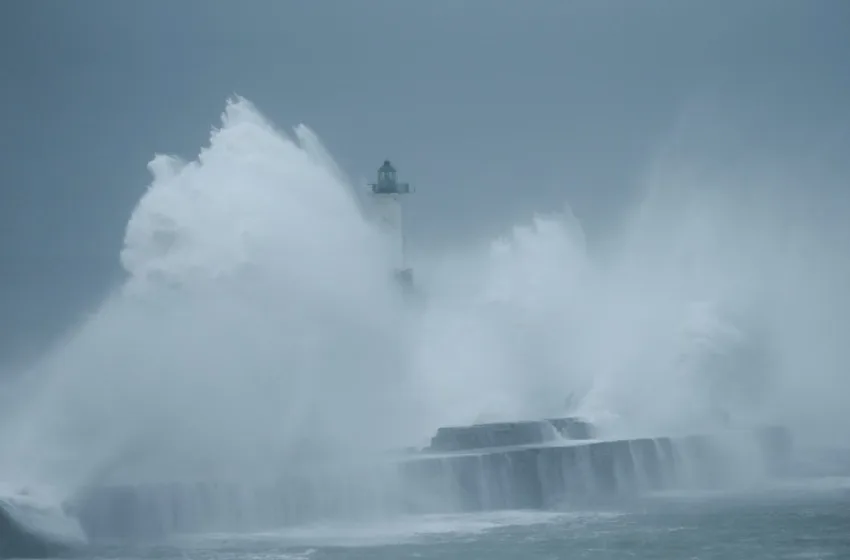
[0,0,848,368]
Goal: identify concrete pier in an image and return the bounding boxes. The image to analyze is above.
[402,425,791,513]
[68,424,792,541]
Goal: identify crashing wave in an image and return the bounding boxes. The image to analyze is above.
[0,488,86,558]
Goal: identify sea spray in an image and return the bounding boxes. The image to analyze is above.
[0,95,848,537]
[0,97,416,508]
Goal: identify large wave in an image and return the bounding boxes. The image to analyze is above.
[0,488,85,557]
[0,95,848,514]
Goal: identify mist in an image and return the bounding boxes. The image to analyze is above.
[0,92,848,510]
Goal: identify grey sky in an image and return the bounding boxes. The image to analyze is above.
[1,0,848,368]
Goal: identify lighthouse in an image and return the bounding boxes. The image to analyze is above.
[369,160,414,291]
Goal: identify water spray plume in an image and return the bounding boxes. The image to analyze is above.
[0,97,414,500]
[0,95,847,533]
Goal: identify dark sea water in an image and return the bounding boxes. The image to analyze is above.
[78,477,850,560]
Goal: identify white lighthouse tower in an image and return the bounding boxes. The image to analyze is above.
[369,160,414,291]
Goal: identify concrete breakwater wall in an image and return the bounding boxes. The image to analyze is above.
[401,426,791,513]
[70,423,791,540]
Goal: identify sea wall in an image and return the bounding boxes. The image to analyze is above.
[401,426,791,513]
[71,467,400,540]
[70,425,792,541]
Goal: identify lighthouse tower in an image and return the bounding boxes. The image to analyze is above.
[369,160,413,291]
